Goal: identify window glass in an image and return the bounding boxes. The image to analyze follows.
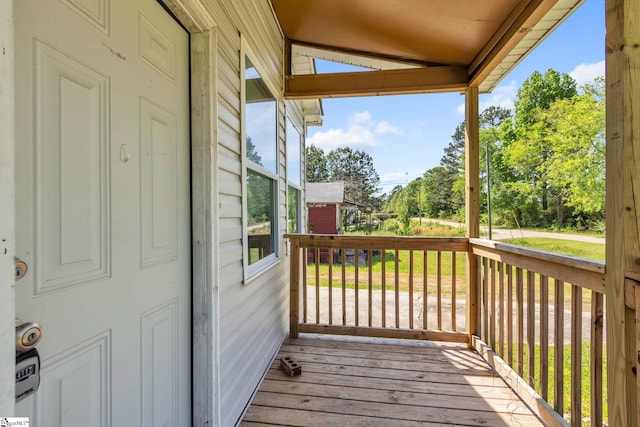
[245,54,277,268]
[288,186,299,233]
[286,120,302,186]
[247,169,275,264]
[245,57,277,174]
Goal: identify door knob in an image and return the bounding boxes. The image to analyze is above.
[16,319,43,353]
[15,257,27,280]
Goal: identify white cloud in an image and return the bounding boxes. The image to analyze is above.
[307,126,377,150]
[375,121,401,135]
[307,111,401,151]
[456,80,518,115]
[350,111,372,125]
[380,172,409,187]
[481,80,518,111]
[570,61,605,87]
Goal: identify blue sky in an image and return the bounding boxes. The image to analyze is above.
[306,0,605,194]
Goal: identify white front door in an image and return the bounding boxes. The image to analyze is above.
[14,0,191,425]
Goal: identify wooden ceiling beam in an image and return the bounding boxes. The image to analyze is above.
[288,39,444,68]
[284,67,469,99]
[468,0,557,87]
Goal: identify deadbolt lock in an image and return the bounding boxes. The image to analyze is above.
[15,257,27,281]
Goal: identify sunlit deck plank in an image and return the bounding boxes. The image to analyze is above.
[242,334,544,426]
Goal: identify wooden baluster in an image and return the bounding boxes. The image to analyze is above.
[498,262,504,358]
[289,239,300,338]
[507,264,513,367]
[423,250,428,330]
[482,257,489,342]
[571,284,582,426]
[635,287,640,427]
[554,279,565,415]
[328,248,333,325]
[409,250,414,329]
[540,275,549,400]
[437,250,442,330]
[368,249,373,327]
[490,259,496,350]
[516,267,524,377]
[315,247,320,324]
[382,250,386,328]
[591,291,604,427]
[395,249,400,328]
[303,249,308,324]
[452,251,457,331]
[355,249,359,327]
[341,249,346,326]
[527,270,536,387]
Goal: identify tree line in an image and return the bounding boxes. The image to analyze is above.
[305,69,605,232]
[384,69,605,232]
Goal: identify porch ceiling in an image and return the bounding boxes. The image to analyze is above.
[271,0,584,98]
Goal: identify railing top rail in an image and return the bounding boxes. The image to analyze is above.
[470,238,606,294]
[283,233,469,251]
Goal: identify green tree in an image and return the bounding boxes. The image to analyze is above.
[436,107,512,220]
[305,144,329,182]
[500,69,578,226]
[246,136,262,165]
[326,147,381,206]
[480,106,512,128]
[383,185,404,213]
[424,167,457,217]
[543,78,606,221]
[513,69,577,129]
[440,123,465,173]
[246,170,272,225]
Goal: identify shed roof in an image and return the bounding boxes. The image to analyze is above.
[306,182,345,204]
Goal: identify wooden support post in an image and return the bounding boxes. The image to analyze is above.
[465,86,480,345]
[605,0,640,424]
[289,239,300,338]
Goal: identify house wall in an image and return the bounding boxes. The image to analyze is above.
[309,205,339,234]
[0,0,15,415]
[202,1,303,424]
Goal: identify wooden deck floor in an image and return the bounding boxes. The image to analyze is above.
[241,334,544,426]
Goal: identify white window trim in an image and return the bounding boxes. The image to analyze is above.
[241,37,281,283]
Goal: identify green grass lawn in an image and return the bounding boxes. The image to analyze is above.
[501,342,607,426]
[309,236,603,300]
[500,237,605,261]
[307,249,467,295]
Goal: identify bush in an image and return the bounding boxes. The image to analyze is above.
[382,218,402,233]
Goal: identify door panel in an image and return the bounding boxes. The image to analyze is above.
[33,38,110,293]
[14,1,191,425]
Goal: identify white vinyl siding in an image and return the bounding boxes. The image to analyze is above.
[212,1,289,425]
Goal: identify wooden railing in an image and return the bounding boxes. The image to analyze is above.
[623,274,640,427]
[470,238,606,427]
[285,234,607,426]
[285,234,469,343]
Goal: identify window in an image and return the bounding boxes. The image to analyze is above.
[287,119,302,233]
[244,55,278,269]
[288,186,300,233]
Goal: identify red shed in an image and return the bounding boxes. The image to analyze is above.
[306,182,346,234]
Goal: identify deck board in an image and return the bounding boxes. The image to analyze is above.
[242,334,544,426]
